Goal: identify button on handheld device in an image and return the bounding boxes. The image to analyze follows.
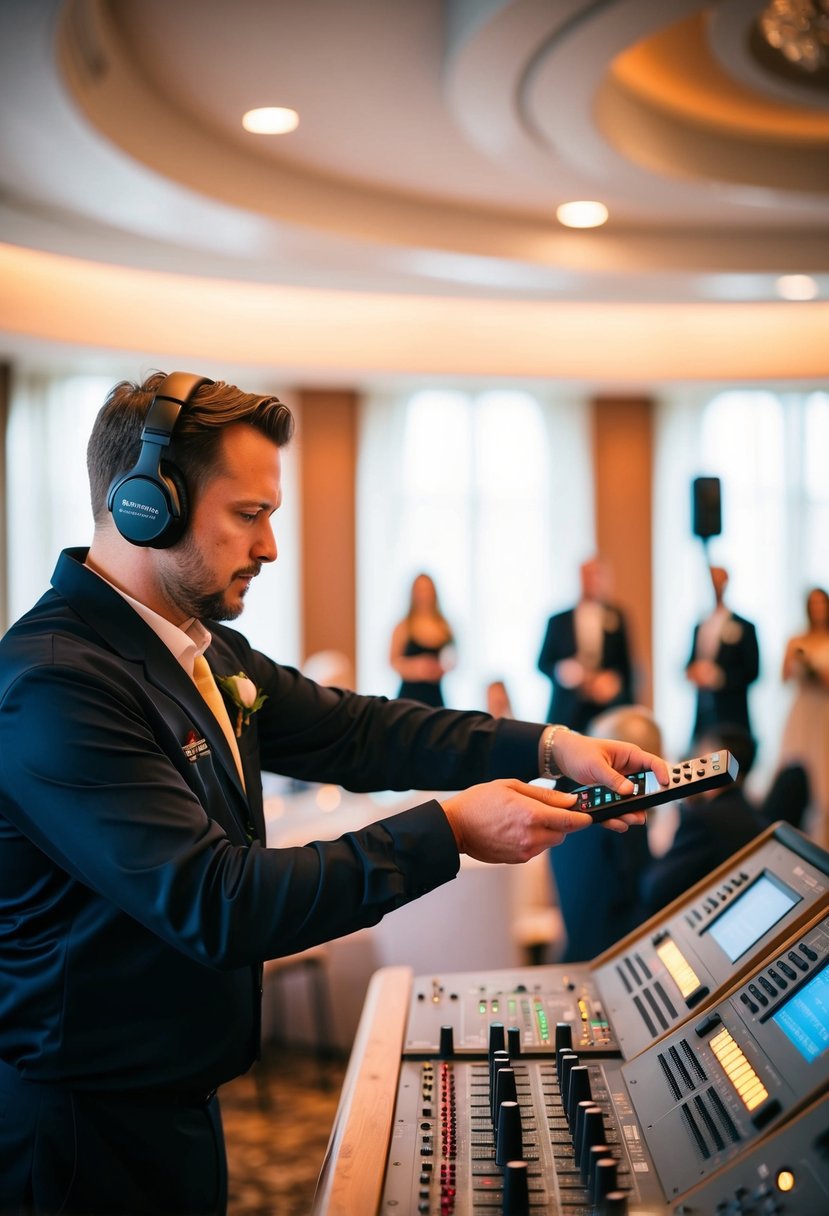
[572,750,739,823]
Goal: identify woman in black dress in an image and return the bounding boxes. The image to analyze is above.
[389,572,455,707]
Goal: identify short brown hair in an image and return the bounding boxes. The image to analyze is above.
[87,371,294,522]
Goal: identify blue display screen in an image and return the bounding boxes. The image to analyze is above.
[707,874,799,962]
[772,965,829,1063]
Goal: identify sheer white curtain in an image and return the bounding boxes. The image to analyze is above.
[5,371,300,664]
[7,372,105,622]
[356,387,593,719]
[653,387,829,790]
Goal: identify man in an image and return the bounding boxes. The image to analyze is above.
[0,371,667,1215]
[537,556,635,731]
[685,565,759,743]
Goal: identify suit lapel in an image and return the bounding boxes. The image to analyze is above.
[203,635,266,843]
[52,549,256,831]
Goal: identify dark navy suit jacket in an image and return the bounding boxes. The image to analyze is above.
[537,603,634,731]
[686,611,759,741]
[0,549,544,1098]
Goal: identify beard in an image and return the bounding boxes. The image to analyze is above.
[159,534,259,622]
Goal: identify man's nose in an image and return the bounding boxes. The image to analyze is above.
[254,519,277,563]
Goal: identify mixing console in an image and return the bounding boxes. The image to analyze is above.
[313,824,829,1216]
[405,823,829,1059]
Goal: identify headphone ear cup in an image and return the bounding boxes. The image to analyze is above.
[106,371,211,547]
[152,462,189,549]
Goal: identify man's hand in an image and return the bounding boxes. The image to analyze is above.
[553,730,670,791]
[441,780,588,863]
[686,659,722,689]
[440,734,671,859]
[550,729,671,833]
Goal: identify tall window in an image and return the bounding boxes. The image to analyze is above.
[5,371,300,663]
[653,388,829,790]
[357,387,593,718]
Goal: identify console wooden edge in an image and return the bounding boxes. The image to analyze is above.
[312,964,413,1216]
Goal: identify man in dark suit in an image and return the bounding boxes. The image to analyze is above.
[685,565,759,743]
[537,556,635,731]
[0,371,667,1215]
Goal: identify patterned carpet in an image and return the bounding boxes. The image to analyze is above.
[220,1049,348,1216]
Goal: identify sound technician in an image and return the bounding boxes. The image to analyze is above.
[0,371,668,1215]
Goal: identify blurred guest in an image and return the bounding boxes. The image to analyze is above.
[550,704,658,962]
[390,572,455,707]
[685,565,759,744]
[776,586,829,847]
[537,556,634,731]
[485,678,514,720]
[638,724,763,916]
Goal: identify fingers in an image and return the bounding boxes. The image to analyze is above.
[510,781,593,838]
[579,736,671,790]
[600,810,648,833]
[637,750,671,786]
[441,780,594,864]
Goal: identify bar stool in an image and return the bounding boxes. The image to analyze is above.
[255,945,335,1108]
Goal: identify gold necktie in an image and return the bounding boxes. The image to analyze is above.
[192,655,246,791]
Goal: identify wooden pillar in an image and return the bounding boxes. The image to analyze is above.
[296,389,358,673]
[592,395,654,708]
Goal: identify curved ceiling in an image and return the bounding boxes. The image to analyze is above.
[0,0,827,383]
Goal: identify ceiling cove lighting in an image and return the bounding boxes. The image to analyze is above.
[242,106,300,135]
[776,274,820,300]
[556,200,609,229]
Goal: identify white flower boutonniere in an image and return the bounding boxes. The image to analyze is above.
[216,671,268,736]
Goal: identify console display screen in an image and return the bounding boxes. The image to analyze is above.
[772,965,829,1063]
[707,874,799,962]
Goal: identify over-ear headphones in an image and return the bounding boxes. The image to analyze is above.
[107,371,214,548]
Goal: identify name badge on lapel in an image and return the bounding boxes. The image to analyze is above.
[183,730,211,763]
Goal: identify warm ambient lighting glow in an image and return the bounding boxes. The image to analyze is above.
[242,106,300,134]
[776,274,819,301]
[315,784,342,813]
[556,200,609,229]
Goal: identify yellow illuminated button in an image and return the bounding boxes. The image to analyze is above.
[776,1170,795,1192]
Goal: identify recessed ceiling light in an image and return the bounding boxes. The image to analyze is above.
[242,107,300,135]
[775,274,819,301]
[556,200,609,229]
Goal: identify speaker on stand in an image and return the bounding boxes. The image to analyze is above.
[692,476,722,569]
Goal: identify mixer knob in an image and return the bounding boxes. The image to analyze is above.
[489,1022,506,1056]
[573,1102,600,1167]
[493,1067,518,1123]
[556,1045,576,1084]
[593,1157,618,1206]
[585,1143,612,1194]
[507,1025,522,1058]
[559,1052,579,1110]
[495,1100,523,1166]
[439,1024,454,1059]
[579,1112,607,1179]
[566,1065,592,1129]
[555,1021,573,1052]
[502,1160,530,1216]
[490,1050,510,1102]
[600,1191,629,1214]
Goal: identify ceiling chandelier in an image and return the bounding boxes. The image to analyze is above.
[756,0,829,76]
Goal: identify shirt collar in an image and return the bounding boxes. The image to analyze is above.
[84,562,211,677]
